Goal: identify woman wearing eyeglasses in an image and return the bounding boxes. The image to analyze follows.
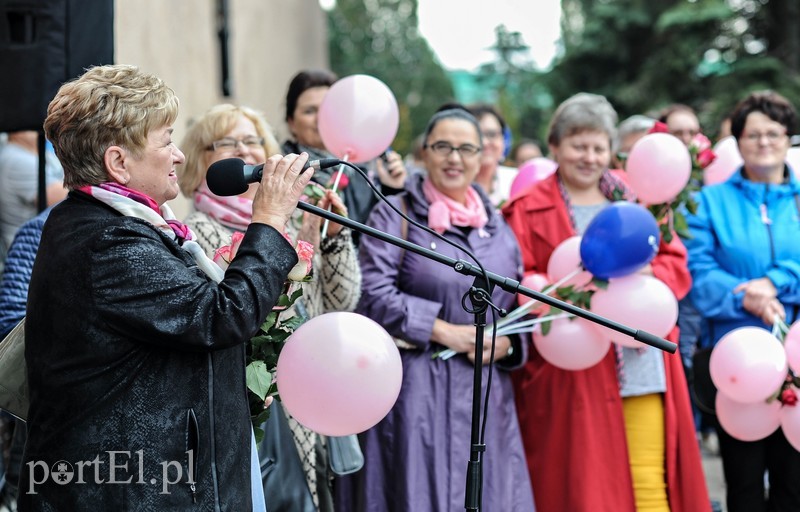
[177,103,362,512]
[686,90,800,512]
[503,93,709,512]
[335,107,534,511]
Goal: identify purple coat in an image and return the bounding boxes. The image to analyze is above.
[336,176,535,511]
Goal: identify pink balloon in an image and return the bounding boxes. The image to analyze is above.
[703,136,743,186]
[533,317,611,371]
[625,133,692,204]
[517,273,550,312]
[547,236,592,288]
[716,392,781,442]
[780,396,800,451]
[510,157,557,198]
[785,322,800,374]
[317,75,399,162]
[710,327,787,404]
[277,312,403,436]
[589,274,679,348]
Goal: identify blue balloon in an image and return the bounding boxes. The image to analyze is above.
[579,202,660,280]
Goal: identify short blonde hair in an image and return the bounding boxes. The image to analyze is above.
[178,104,281,197]
[44,64,179,189]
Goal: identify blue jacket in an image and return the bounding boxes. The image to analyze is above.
[686,167,800,348]
[0,208,50,339]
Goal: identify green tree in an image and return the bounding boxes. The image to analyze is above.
[326,0,454,155]
[544,0,800,137]
[470,25,554,149]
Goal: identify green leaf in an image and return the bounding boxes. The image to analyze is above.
[660,223,674,244]
[246,360,272,400]
[592,278,609,290]
[288,286,304,304]
[541,319,552,336]
[554,285,572,298]
[673,213,690,240]
[686,198,698,215]
[303,184,325,201]
[260,311,279,331]
[253,425,265,445]
[279,315,306,333]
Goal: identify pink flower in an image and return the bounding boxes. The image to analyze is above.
[648,121,670,134]
[230,232,245,258]
[213,245,232,270]
[213,231,246,271]
[690,133,712,153]
[327,171,349,190]
[696,148,716,169]
[782,388,798,407]
[288,240,314,281]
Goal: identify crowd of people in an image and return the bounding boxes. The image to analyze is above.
[0,62,798,512]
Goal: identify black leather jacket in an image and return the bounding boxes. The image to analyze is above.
[19,191,297,511]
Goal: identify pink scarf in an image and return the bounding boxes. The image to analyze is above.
[422,178,488,234]
[193,182,253,231]
[78,183,193,241]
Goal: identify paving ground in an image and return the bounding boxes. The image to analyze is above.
[700,432,727,512]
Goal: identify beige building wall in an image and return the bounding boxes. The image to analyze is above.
[115,0,329,217]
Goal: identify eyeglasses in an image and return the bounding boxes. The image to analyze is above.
[425,141,482,159]
[481,129,503,140]
[207,136,265,152]
[742,131,787,144]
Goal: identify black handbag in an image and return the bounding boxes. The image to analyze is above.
[258,403,316,512]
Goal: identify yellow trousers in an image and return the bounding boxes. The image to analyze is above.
[622,393,670,512]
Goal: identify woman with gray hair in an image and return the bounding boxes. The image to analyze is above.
[503,93,709,511]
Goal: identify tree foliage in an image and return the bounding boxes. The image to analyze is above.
[326,0,454,154]
[326,0,800,154]
[545,0,800,139]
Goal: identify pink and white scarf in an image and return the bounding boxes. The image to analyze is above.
[78,183,224,283]
[422,178,488,234]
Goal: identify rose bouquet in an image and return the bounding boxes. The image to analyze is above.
[214,231,314,441]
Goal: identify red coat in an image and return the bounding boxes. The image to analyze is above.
[502,173,710,512]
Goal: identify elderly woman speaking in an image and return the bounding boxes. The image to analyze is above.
[18,65,312,510]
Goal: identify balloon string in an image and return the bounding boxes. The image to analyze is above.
[495,266,586,329]
[435,312,575,360]
[321,153,350,240]
[496,313,572,336]
[774,315,789,341]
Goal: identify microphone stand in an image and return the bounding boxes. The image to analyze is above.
[294,200,677,511]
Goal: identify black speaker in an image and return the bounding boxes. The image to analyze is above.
[0,0,114,132]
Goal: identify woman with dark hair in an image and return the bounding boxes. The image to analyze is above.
[336,107,534,511]
[282,70,407,229]
[468,103,517,206]
[687,90,800,512]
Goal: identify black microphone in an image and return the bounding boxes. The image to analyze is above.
[206,157,341,196]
